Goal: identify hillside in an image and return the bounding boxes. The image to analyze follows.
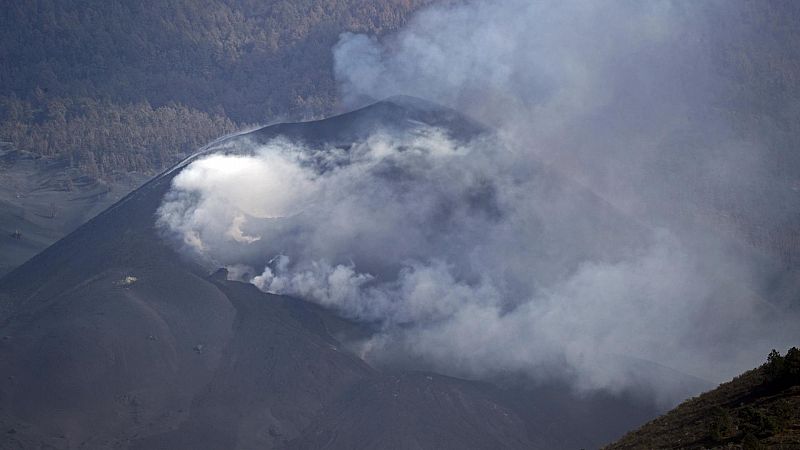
[0,144,149,277]
[2,0,800,179]
[605,348,800,449]
[0,0,431,175]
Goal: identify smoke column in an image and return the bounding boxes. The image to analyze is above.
[157,0,800,406]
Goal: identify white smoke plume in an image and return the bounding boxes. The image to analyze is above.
[157,0,800,406]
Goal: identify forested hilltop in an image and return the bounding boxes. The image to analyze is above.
[606,348,800,449]
[0,0,431,175]
[1,0,800,196]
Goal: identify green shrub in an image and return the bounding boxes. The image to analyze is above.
[764,347,800,387]
[742,433,764,450]
[708,406,733,442]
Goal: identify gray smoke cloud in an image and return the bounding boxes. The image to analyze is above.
[332,0,768,220]
[157,0,799,406]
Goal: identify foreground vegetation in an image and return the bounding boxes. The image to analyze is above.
[606,348,800,449]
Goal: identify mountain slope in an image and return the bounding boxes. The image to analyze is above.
[0,144,149,277]
[0,98,656,449]
[605,348,800,450]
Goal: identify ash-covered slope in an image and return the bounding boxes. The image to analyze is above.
[0,97,656,449]
[0,144,148,277]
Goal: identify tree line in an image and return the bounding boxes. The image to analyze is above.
[0,0,432,175]
[0,95,237,175]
